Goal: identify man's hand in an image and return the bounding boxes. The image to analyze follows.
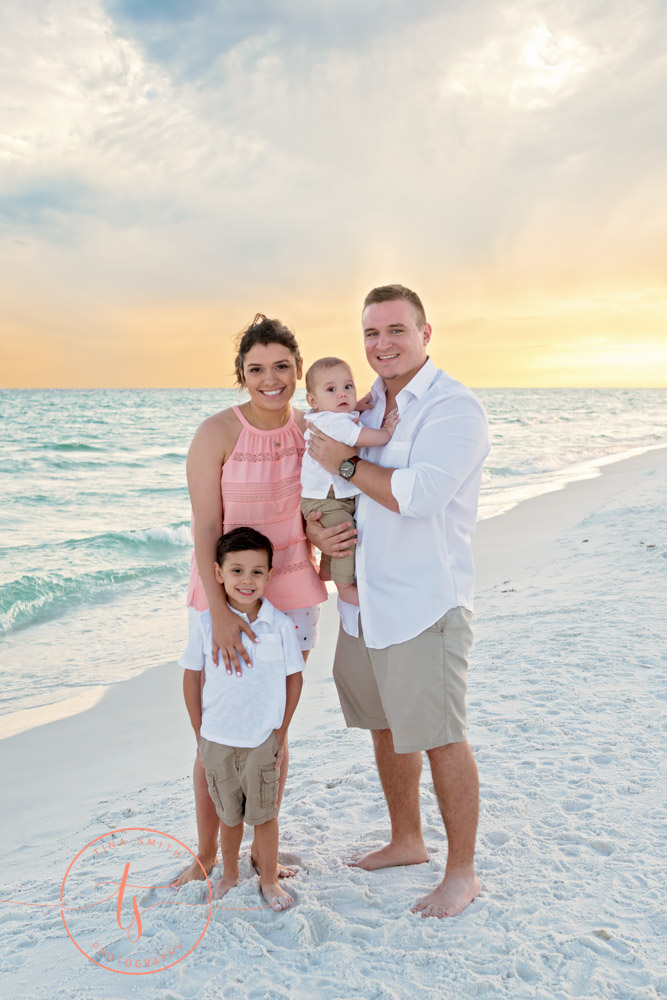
[210,604,257,677]
[307,427,355,476]
[306,510,358,558]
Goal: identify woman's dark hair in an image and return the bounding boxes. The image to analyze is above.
[216,526,273,570]
[234,313,302,385]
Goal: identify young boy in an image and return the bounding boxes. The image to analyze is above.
[180,526,304,911]
[300,357,399,605]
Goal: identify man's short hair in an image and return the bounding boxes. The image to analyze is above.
[216,526,273,570]
[363,284,426,327]
[304,357,352,395]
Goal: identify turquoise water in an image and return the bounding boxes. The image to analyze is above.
[1,387,666,718]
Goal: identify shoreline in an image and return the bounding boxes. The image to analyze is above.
[1,442,665,743]
[1,442,664,998]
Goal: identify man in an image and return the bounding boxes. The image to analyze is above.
[307,284,489,918]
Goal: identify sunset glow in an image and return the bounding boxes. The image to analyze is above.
[1,1,665,387]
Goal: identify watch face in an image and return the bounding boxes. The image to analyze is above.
[339,459,355,479]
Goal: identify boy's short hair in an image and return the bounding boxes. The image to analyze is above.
[305,357,353,394]
[216,527,273,570]
[363,284,426,327]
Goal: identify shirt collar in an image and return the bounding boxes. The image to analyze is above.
[227,597,274,626]
[371,356,437,403]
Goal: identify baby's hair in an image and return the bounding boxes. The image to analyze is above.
[305,357,353,394]
[216,526,273,570]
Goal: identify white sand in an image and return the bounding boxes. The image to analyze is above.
[1,448,665,999]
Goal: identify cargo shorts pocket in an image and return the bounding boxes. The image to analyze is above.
[205,771,225,816]
[259,764,279,810]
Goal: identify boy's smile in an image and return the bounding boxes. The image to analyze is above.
[214,549,271,615]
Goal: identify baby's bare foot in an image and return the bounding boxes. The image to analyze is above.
[171,852,217,887]
[346,841,428,870]
[411,866,480,918]
[212,872,239,900]
[260,878,294,912]
[337,583,359,606]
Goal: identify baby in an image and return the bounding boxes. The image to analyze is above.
[180,526,304,911]
[300,357,398,604]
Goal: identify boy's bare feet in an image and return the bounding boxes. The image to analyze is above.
[260,877,294,911]
[346,840,428,870]
[411,865,480,918]
[250,854,297,879]
[337,583,359,605]
[212,872,239,900]
[171,851,217,887]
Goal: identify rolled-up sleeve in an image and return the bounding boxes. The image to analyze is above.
[390,397,489,518]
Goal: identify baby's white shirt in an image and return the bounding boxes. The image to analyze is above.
[301,409,363,499]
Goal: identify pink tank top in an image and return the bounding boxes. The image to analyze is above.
[187,406,327,612]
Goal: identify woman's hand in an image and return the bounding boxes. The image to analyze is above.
[306,510,358,558]
[210,604,257,676]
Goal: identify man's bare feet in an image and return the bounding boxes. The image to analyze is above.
[411,865,481,918]
[260,877,294,912]
[250,854,297,879]
[346,841,429,871]
[212,872,239,900]
[171,851,217,887]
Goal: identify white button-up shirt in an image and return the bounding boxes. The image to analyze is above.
[301,409,363,499]
[179,598,304,747]
[338,358,489,649]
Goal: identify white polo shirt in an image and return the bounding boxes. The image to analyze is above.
[338,358,489,650]
[179,598,304,747]
[301,410,363,499]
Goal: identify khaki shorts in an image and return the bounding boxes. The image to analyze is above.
[199,731,280,827]
[333,607,473,753]
[300,493,356,586]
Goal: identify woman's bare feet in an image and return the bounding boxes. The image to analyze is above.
[411,865,481,918]
[346,840,428,871]
[260,877,294,911]
[212,871,239,900]
[250,854,297,879]
[171,850,217,887]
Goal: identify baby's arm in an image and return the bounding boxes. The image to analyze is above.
[183,669,203,744]
[355,410,400,447]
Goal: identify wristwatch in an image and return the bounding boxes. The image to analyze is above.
[339,456,361,480]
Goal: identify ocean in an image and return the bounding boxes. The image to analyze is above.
[1,387,665,721]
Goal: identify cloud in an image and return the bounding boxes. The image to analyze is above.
[1,0,666,384]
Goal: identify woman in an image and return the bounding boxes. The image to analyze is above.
[175,314,328,885]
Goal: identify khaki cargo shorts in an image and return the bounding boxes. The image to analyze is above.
[199,731,280,827]
[300,492,357,586]
[333,607,473,753]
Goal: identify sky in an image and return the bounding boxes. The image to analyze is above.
[1,0,666,388]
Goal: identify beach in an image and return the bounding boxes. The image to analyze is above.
[1,446,665,1000]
